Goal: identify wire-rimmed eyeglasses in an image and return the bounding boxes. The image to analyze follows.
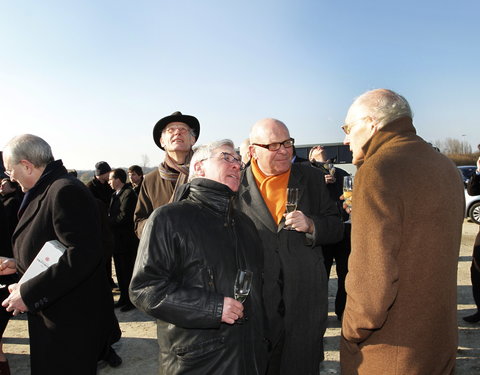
[202,152,245,170]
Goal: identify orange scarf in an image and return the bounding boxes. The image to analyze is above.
[251,158,291,224]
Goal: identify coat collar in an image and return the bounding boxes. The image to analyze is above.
[357,117,416,168]
[13,160,67,241]
[239,164,305,232]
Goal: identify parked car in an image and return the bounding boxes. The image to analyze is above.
[465,189,480,225]
[457,167,480,224]
[458,165,477,187]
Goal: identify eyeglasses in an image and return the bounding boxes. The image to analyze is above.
[3,169,12,177]
[163,126,191,135]
[341,117,367,135]
[252,138,295,151]
[202,152,245,170]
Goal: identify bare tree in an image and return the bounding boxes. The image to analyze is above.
[141,154,150,168]
[434,138,472,154]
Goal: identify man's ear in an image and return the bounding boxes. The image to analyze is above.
[249,144,257,159]
[19,160,34,175]
[365,116,380,134]
[193,161,205,177]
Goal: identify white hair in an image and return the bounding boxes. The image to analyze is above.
[3,134,54,167]
[188,139,235,181]
[352,89,413,128]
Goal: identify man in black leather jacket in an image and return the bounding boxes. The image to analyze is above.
[130,139,267,375]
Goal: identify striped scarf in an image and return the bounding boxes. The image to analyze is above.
[158,151,193,202]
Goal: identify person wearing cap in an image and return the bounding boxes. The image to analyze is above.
[134,111,200,238]
[87,161,114,207]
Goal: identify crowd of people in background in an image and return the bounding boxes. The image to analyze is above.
[0,88,475,375]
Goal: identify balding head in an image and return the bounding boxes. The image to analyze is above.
[343,89,413,165]
[346,89,412,130]
[239,138,251,164]
[249,118,293,176]
[249,118,289,144]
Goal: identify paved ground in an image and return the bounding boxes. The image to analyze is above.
[3,220,480,374]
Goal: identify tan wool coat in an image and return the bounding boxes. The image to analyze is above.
[340,118,465,375]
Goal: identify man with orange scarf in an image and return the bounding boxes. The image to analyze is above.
[236,118,343,375]
[134,111,200,237]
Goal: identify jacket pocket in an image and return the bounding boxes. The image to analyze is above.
[174,336,225,362]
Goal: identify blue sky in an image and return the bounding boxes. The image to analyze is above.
[1,1,478,170]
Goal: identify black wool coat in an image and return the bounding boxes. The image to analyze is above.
[13,160,114,375]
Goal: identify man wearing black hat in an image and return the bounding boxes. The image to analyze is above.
[87,161,114,207]
[134,111,200,238]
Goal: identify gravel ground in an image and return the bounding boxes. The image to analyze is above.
[4,220,480,374]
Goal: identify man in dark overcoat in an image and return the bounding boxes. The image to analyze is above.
[108,168,139,312]
[0,134,114,375]
[235,119,344,375]
[463,156,480,323]
[308,145,351,320]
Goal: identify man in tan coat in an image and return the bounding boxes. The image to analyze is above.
[340,89,465,374]
[134,111,200,237]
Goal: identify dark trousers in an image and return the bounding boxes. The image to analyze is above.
[0,274,17,337]
[471,230,480,309]
[113,249,137,304]
[322,224,351,318]
[266,331,285,375]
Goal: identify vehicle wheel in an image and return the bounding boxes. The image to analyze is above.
[469,202,480,225]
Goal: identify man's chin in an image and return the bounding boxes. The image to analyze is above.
[226,180,240,192]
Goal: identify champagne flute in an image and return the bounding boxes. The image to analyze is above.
[234,270,253,323]
[325,162,335,176]
[328,164,336,177]
[343,175,354,223]
[284,188,299,230]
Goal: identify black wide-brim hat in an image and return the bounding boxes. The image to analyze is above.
[153,111,201,150]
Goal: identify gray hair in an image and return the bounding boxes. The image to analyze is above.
[3,134,54,168]
[352,89,413,128]
[188,139,235,181]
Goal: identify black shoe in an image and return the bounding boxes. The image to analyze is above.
[114,300,127,309]
[120,303,135,312]
[105,347,122,368]
[463,312,480,323]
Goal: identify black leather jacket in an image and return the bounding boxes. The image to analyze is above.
[130,178,267,375]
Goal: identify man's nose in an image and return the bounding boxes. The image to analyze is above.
[277,144,289,154]
[343,135,350,145]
